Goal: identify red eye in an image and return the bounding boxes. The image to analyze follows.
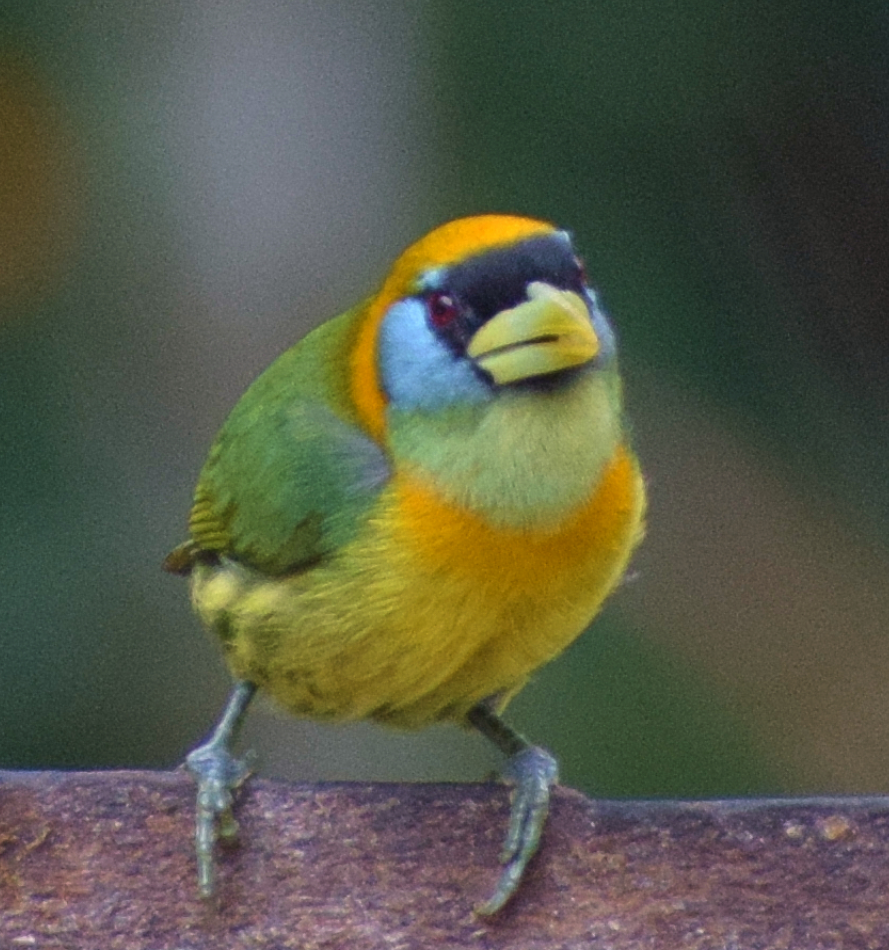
[428,292,459,329]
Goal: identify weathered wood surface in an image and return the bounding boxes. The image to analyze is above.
[1,770,888,948]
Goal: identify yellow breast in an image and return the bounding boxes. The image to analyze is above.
[191,443,645,728]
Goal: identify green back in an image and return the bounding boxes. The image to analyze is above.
[189,305,390,574]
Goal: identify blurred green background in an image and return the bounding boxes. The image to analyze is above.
[3,0,889,800]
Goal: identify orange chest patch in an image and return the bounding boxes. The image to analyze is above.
[388,443,644,592]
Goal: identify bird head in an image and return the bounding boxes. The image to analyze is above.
[350,215,616,441]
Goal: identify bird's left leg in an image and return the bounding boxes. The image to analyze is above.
[467,698,559,915]
[185,679,257,897]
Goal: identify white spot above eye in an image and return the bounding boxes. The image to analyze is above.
[378,299,491,410]
[417,267,445,292]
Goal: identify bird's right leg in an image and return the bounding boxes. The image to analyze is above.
[185,679,257,897]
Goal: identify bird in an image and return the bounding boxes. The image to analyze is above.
[164,214,646,914]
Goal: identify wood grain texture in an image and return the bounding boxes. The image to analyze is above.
[1,770,888,948]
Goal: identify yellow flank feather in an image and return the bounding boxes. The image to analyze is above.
[191,442,644,728]
[188,484,232,553]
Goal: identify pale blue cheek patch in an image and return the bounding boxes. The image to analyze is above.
[378,299,491,410]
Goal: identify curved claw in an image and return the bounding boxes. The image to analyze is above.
[476,745,559,916]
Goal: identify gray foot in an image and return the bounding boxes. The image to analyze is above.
[477,745,558,915]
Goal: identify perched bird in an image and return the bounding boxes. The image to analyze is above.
[165,214,646,914]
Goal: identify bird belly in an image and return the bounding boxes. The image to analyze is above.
[190,443,644,728]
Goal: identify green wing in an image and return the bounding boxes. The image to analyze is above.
[167,305,390,576]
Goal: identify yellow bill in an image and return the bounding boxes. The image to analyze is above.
[467,281,599,385]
